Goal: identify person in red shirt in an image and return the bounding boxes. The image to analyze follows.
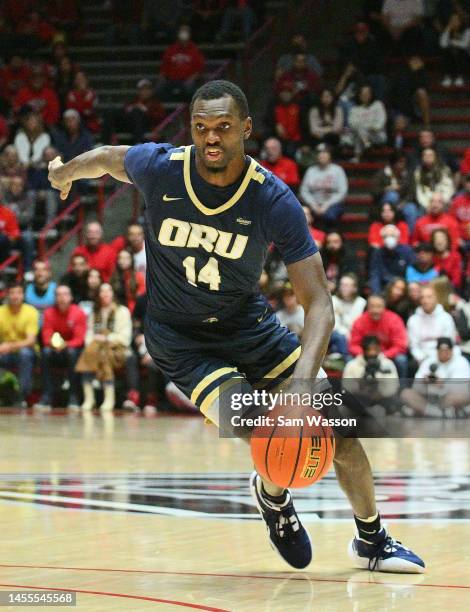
[270,86,302,156]
[36,284,87,409]
[71,221,117,282]
[4,0,34,27]
[16,10,56,47]
[110,249,146,313]
[13,67,60,126]
[449,174,470,248]
[0,54,32,102]
[276,53,321,102]
[260,137,300,190]
[66,71,101,134]
[158,25,205,101]
[302,205,326,248]
[431,228,463,290]
[349,294,409,377]
[368,201,410,248]
[412,192,460,250]
[124,79,166,143]
[0,203,20,262]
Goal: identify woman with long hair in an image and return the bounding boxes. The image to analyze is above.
[76,283,134,412]
[307,88,344,149]
[431,228,463,290]
[384,278,413,322]
[13,112,51,168]
[78,268,103,317]
[440,12,470,87]
[110,249,145,314]
[368,201,410,248]
[412,148,455,210]
[348,84,386,160]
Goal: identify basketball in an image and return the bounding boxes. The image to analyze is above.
[250,404,336,489]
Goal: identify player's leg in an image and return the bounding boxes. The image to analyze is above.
[334,437,425,573]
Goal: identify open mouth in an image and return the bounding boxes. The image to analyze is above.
[205,149,223,162]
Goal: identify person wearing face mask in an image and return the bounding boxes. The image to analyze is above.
[157,25,205,102]
[368,225,415,294]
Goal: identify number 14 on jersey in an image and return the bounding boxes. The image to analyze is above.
[183,256,221,291]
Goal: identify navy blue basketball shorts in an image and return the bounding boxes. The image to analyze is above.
[145,307,327,427]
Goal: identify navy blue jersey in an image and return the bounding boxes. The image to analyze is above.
[125,143,317,325]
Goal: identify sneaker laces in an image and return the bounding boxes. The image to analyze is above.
[274,505,300,539]
[368,535,403,571]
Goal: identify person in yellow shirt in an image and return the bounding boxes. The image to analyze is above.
[0,283,39,407]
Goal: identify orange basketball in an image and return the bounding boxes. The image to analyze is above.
[250,404,335,489]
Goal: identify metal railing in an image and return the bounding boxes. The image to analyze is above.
[38,196,83,260]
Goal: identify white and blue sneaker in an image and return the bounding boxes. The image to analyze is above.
[348,528,425,573]
[250,471,312,569]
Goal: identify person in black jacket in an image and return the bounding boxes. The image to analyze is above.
[321,231,360,292]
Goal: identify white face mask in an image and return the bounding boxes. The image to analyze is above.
[178,30,190,42]
[384,236,398,249]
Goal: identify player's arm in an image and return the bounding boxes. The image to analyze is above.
[48,145,131,200]
[287,252,334,381]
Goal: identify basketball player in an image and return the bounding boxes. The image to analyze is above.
[48,80,424,573]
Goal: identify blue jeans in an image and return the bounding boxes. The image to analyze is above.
[40,346,81,403]
[329,330,349,360]
[392,353,408,379]
[0,348,35,399]
[320,202,345,226]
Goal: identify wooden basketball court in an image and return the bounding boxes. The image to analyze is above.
[0,411,469,611]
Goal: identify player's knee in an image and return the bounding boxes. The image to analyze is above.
[333,437,363,465]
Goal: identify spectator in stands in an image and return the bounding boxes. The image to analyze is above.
[265,86,302,158]
[216,0,256,41]
[0,283,38,407]
[0,54,32,103]
[14,65,60,126]
[3,0,35,29]
[385,278,414,322]
[411,148,455,211]
[342,335,399,403]
[300,144,348,225]
[27,146,61,225]
[54,56,76,108]
[110,249,146,314]
[34,284,86,410]
[412,191,460,248]
[123,79,166,144]
[321,231,359,292]
[450,292,470,360]
[66,71,101,134]
[71,221,117,283]
[48,0,80,40]
[0,145,27,189]
[25,260,57,323]
[3,175,35,271]
[276,34,323,80]
[407,284,457,365]
[191,1,227,43]
[449,173,470,250]
[307,88,344,150]
[157,25,205,102]
[401,336,470,417]
[349,294,409,377]
[16,10,56,49]
[276,53,321,102]
[110,223,147,275]
[14,111,51,168]
[406,242,440,283]
[0,112,8,149]
[409,128,459,177]
[368,201,410,248]
[332,273,366,356]
[302,205,326,248]
[131,294,160,413]
[61,253,89,303]
[348,84,386,161]
[336,21,385,100]
[276,282,304,337]
[368,225,416,293]
[78,268,103,317]
[389,55,431,126]
[431,228,463,289]
[439,12,470,86]
[105,0,141,46]
[460,147,470,176]
[76,283,135,412]
[260,138,299,191]
[0,200,21,263]
[53,109,94,164]
[381,0,425,53]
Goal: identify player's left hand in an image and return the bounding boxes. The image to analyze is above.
[48,156,72,201]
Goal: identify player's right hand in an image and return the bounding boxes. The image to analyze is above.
[48,156,72,201]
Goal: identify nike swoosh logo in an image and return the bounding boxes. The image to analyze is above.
[163,194,183,202]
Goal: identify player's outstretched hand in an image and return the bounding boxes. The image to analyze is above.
[48,156,72,201]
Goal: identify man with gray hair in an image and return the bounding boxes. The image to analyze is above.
[368,224,415,293]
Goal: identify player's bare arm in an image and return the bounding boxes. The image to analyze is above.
[48,145,131,200]
[287,252,334,381]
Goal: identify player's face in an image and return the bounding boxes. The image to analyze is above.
[191,96,251,173]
